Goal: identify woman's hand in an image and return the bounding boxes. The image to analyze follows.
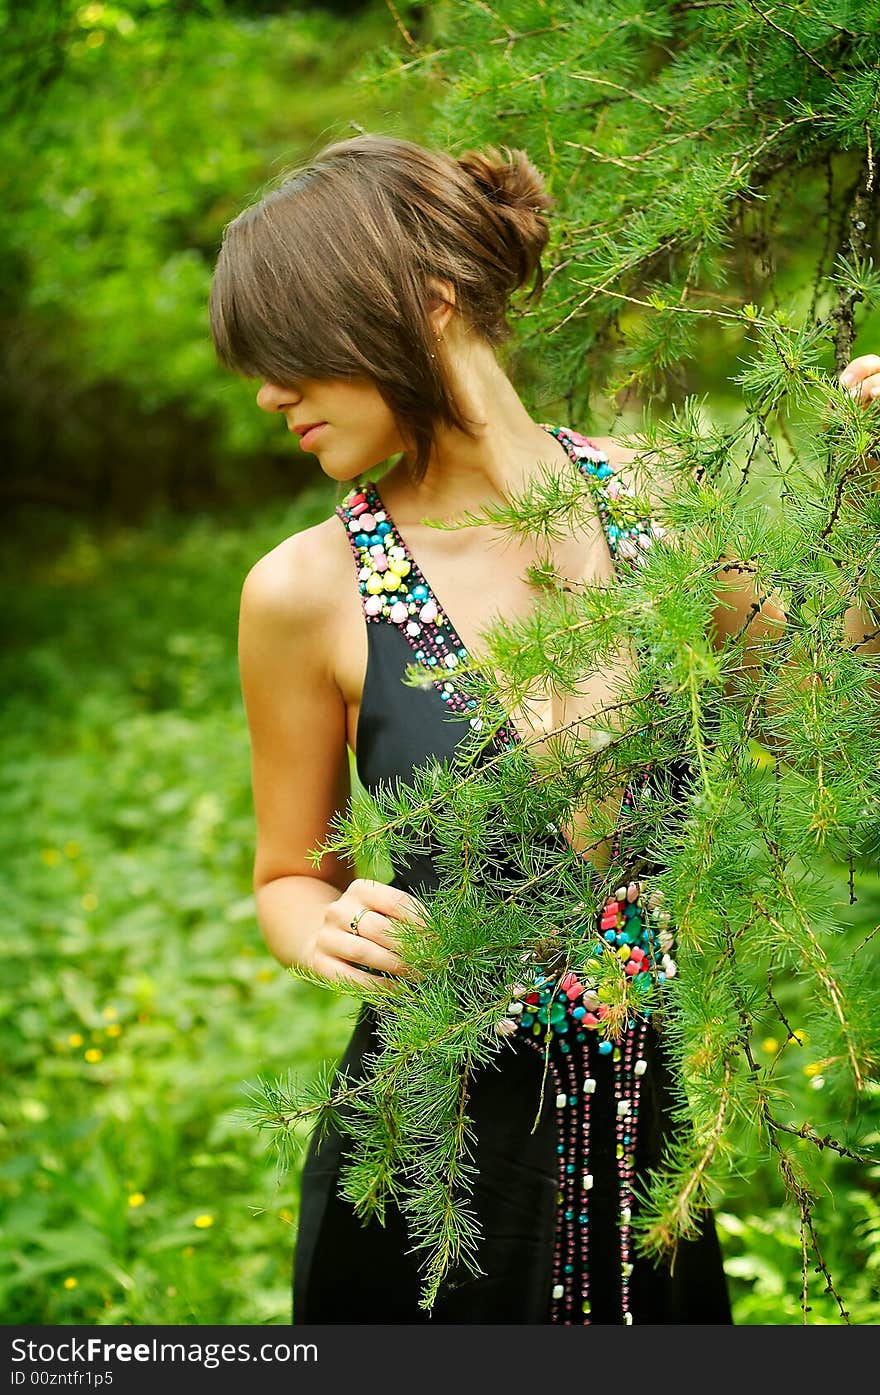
[306,877,427,990]
[838,353,880,403]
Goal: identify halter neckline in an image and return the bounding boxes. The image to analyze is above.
[335,423,662,883]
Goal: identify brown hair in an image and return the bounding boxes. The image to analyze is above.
[208,132,553,483]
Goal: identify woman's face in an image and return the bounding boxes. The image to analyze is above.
[256,375,407,483]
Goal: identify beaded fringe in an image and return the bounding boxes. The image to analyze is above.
[518,1016,649,1324]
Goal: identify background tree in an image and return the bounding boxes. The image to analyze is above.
[0,0,436,1325]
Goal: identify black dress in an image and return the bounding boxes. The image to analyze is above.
[292,424,732,1324]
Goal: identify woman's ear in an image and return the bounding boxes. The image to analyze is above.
[426,275,456,337]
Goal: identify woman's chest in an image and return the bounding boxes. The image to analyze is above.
[332,520,619,739]
[329,515,640,876]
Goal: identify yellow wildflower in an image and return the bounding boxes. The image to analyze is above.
[84,1048,103,1064]
[804,1062,824,1078]
[193,1214,214,1229]
[127,1192,146,1208]
[105,1023,122,1038]
[790,1029,807,1046]
[41,848,61,866]
[63,1277,78,1289]
[102,1005,118,1021]
[68,1033,84,1048]
[761,1037,778,1054]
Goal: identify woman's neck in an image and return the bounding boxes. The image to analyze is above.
[388,334,572,524]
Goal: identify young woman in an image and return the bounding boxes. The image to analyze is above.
[209,132,880,1324]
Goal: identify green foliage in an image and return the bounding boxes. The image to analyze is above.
[5,0,880,1328]
[2,478,878,1324]
[362,0,880,411]
[0,485,355,1323]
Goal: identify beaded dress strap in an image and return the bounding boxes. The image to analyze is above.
[546,424,664,565]
[334,479,483,729]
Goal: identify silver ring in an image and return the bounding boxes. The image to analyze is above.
[350,908,368,936]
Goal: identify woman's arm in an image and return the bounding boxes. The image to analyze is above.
[712,355,880,664]
[237,525,424,985]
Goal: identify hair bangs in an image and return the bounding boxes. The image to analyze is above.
[209,193,365,387]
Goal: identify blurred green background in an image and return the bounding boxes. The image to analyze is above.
[2,0,878,1325]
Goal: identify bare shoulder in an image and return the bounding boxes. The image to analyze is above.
[239,511,350,676]
[238,508,359,901]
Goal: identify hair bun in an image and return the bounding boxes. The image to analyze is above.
[455,144,552,297]
[456,144,552,219]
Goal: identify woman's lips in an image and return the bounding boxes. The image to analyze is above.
[297,422,327,450]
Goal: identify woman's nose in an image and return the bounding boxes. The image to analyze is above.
[256,381,296,413]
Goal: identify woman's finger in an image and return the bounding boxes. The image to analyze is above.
[333,903,414,966]
[348,878,427,928]
[846,374,880,401]
[345,906,404,953]
[387,891,429,928]
[312,950,401,993]
[323,924,414,979]
[840,354,880,391]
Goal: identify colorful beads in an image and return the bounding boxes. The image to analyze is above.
[336,482,494,732]
[504,878,675,1054]
[522,1002,653,1326]
[548,425,662,570]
